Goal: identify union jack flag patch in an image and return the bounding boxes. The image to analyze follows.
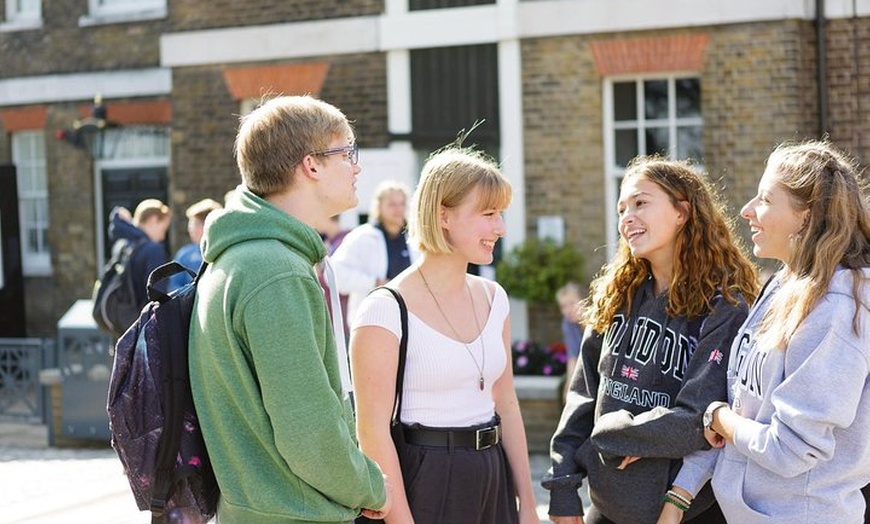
[708,348,724,365]
[621,365,639,381]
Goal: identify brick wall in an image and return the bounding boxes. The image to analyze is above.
[826,17,870,165]
[169,0,383,31]
[321,53,390,148]
[44,104,101,333]
[0,0,166,78]
[169,65,241,243]
[702,20,819,213]
[522,36,605,274]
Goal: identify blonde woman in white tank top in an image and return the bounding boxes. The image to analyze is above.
[350,145,539,524]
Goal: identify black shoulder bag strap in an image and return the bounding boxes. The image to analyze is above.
[377,287,409,432]
[354,287,408,524]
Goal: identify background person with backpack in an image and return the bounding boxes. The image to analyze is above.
[189,95,391,524]
[93,200,171,338]
[115,199,171,305]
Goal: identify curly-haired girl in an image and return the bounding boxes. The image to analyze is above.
[544,156,759,524]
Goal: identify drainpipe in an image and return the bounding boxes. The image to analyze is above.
[817,0,828,137]
[854,0,864,161]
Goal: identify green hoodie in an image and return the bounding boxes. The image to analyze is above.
[189,187,385,524]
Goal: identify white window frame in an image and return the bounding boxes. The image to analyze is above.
[1,0,42,31]
[80,0,166,26]
[602,73,703,256]
[11,131,51,276]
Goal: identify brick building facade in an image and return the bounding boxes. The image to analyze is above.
[1,0,868,342]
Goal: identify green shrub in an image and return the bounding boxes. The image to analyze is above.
[495,238,585,304]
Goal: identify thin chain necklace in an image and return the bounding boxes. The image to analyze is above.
[418,267,486,391]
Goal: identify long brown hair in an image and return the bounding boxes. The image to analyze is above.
[758,140,870,348]
[583,156,759,333]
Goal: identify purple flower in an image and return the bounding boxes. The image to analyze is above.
[542,365,553,376]
[516,356,528,368]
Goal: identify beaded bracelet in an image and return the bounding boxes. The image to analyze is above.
[666,489,693,507]
[663,494,690,512]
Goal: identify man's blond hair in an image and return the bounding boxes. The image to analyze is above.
[132,198,170,226]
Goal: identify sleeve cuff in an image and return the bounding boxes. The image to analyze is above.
[547,487,585,517]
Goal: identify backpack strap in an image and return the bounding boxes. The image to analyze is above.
[146,260,204,303]
[375,287,409,427]
[149,261,208,524]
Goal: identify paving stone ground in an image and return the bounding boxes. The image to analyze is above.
[0,421,580,523]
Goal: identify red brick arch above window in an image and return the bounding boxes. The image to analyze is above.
[590,34,710,76]
[222,62,330,101]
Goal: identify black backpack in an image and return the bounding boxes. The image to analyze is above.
[107,261,219,524]
[92,238,146,338]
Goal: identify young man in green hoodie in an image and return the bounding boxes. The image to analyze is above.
[189,95,391,524]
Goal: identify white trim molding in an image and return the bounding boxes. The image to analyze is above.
[0,68,171,106]
[161,17,380,67]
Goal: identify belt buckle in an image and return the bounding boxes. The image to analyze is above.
[475,425,499,450]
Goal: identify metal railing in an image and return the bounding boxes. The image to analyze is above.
[0,338,56,422]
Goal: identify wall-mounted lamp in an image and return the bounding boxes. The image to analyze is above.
[56,94,119,159]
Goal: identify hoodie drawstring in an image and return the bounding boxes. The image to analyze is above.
[321,256,353,396]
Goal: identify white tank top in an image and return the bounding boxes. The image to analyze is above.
[353,280,509,427]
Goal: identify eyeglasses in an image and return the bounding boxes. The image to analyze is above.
[310,143,359,165]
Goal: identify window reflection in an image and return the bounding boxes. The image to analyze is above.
[644,80,668,120]
[676,79,701,118]
[613,82,637,121]
[677,126,703,160]
[645,127,669,156]
[616,129,638,167]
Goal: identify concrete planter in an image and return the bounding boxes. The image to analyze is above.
[514,375,564,453]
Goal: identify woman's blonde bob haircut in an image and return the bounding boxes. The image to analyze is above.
[408,146,511,254]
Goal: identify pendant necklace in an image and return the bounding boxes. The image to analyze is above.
[418,267,486,391]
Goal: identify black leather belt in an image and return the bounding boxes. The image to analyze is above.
[403,423,501,451]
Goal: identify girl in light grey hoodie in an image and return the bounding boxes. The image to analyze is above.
[662,140,870,524]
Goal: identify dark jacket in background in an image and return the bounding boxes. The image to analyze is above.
[107,207,168,310]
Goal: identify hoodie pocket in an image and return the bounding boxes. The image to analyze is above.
[712,448,776,523]
[579,440,670,524]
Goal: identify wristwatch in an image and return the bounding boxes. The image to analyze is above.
[703,401,729,431]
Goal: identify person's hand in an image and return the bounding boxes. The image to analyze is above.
[704,427,726,448]
[359,474,393,520]
[617,455,641,470]
[551,516,585,524]
[657,500,684,524]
